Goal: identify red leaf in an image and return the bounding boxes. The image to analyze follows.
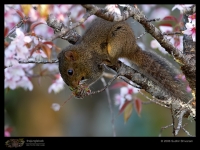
[42,41,54,46]
[159,23,172,27]
[30,22,45,31]
[4,27,9,37]
[162,16,178,23]
[14,9,25,18]
[119,100,132,114]
[41,44,51,60]
[5,127,13,133]
[134,98,142,117]
[4,41,9,47]
[110,82,127,89]
[80,24,85,29]
[29,44,40,58]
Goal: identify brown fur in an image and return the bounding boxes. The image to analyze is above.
[58,17,191,102]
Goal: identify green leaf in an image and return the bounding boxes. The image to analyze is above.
[124,103,133,123]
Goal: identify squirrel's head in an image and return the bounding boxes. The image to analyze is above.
[57,45,104,96]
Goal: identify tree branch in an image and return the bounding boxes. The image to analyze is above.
[110,61,175,101]
[101,77,116,137]
[17,59,59,64]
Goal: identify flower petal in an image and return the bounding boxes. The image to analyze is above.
[24,36,32,43]
[51,103,61,111]
[182,29,192,35]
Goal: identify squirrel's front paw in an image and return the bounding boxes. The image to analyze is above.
[72,84,91,99]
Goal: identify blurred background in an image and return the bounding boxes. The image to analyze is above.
[4,4,195,137]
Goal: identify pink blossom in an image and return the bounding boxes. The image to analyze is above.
[114,84,138,109]
[4,126,13,137]
[4,45,19,67]
[105,4,121,15]
[182,20,195,42]
[28,7,40,22]
[173,36,183,51]
[5,131,10,137]
[4,5,20,30]
[172,4,193,13]
[34,24,54,39]
[21,64,35,75]
[51,5,69,23]
[5,65,25,79]
[4,4,21,11]
[4,65,34,91]
[15,28,32,43]
[68,5,84,20]
[48,74,65,93]
[15,45,30,59]
[9,28,32,59]
[32,50,47,60]
[17,76,33,91]
[60,4,73,13]
[188,13,196,23]
[5,77,18,90]
[51,5,82,24]
[21,63,35,69]
[32,36,39,45]
[151,35,183,53]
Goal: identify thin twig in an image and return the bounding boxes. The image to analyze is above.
[101,77,116,137]
[174,98,195,119]
[175,109,186,135]
[5,17,30,39]
[17,59,59,64]
[170,104,176,137]
[181,123,193,137]
[163,32,183,36]
[181,127,193,137]
[136,31,146,40]
[138,90,171,109]
[146,18,160,22]
[50,11,92,41]
[159,123,173,137]
[89,74,119,95]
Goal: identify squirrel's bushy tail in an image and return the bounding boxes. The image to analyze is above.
[130,46,192,103]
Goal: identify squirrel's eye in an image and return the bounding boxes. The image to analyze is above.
[67,69,73,76]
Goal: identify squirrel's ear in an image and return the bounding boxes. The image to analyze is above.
[65,50,78,61]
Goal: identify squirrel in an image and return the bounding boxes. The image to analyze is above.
[58,17,191,102]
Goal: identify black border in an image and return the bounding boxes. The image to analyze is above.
[3,3,197,147]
